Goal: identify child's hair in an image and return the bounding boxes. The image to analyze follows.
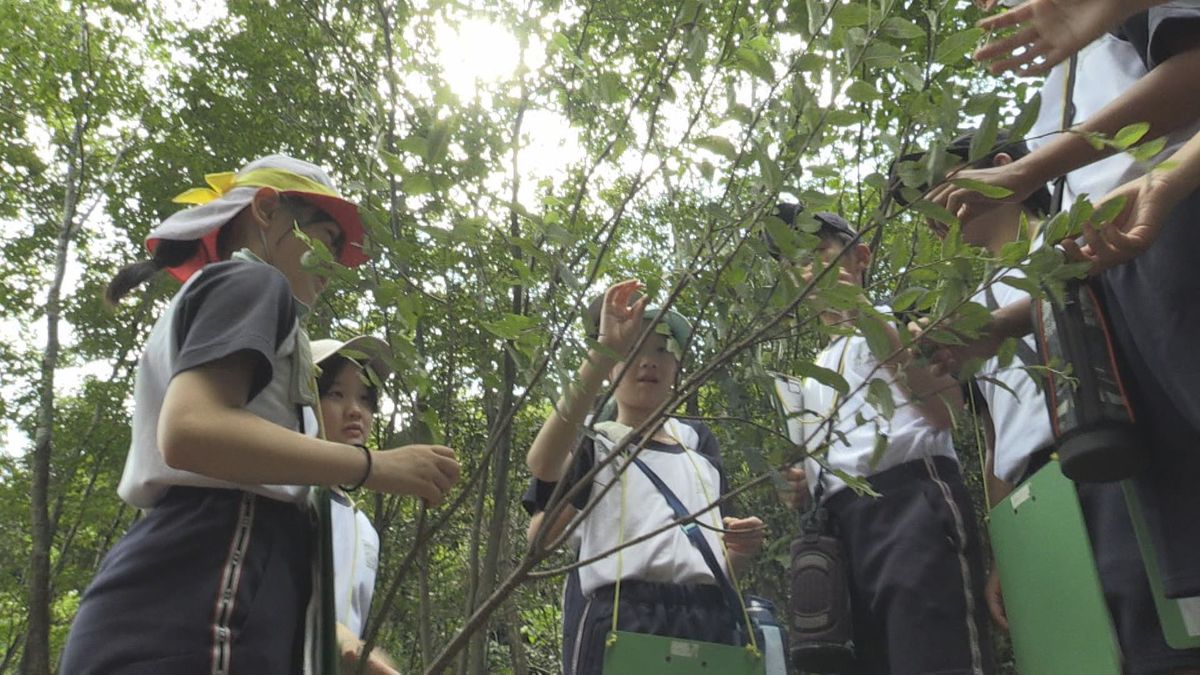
[106,194,324,306]
[316,354,380,414]
[105,225,237,306]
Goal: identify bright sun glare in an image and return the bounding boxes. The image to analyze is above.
[436,19,523,100]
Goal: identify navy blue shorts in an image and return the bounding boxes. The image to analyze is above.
[571,580,738,675]
[1101,188,1200,598]
[59,488,313,675]
[825,456,995,675]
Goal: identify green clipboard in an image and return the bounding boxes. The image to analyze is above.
[988,462,1121,675]
[602,631,764,674]
[1121,481,1200,649]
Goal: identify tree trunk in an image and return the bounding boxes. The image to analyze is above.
[21,111,86,675]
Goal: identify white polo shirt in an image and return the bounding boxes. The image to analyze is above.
[970,272,1054,484]
[331,493,380,637]
[565,419,731,597]
[788,321,958,499]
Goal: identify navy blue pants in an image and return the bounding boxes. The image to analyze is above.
[59,488,313,675]
[1101,188,1200,598]
[1076,481,1200,674]
[825,456,995,675]
[572,580,738,675]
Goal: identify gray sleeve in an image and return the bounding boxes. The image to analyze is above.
[1117,6,1200,70]
[172,261,297,402]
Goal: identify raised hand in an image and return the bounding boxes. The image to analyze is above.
[974,0,1155,77]
[1061,174,1176,273]
[597,279,651,359]
[367,444,461,505]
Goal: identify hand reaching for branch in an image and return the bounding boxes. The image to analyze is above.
[925,162,1038,226]
[368,444,461,505]
[597,279,651,359]
[337,623,401,675]
[974,0,1158,76]
[1061,173,1177,274]
[722,516,766,557]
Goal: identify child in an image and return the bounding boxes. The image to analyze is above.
[777,204,994,675]
[525,280,765,675]
[59,155,460,674]
[312,336,401,675]
[930,3,1200,601]
[905,132,1200,672]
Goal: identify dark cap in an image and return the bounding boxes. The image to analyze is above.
[773,202,858,240]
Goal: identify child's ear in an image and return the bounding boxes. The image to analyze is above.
[851,243,872,271]
[249,187,283,230]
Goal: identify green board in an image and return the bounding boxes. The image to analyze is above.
[602,631,763,674]
[988,462,1121,675]
[1121,481,1200,649]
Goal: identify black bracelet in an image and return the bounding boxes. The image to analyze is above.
[340,445,372,492]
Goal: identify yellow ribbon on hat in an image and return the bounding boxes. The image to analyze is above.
[171,168,344,206]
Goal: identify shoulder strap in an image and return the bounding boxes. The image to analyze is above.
[1050,54,1078,216]
[629,456,748,635]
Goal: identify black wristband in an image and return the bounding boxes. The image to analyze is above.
[340,445,372,492]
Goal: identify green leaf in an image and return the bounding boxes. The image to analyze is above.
[1010,93,1042,140]
[845,79,879,103]
[793,360,850,397]
[934,28,983,65]
[867,378,895,419]
[909,199,960,228]
[1128,136,1167,162]
[402,174,434,196]
[891,286,929,312]
[998,275,1042,296]
[1091,195,1128,226]
[734,46,776,82]
[950,178,1013,199]
[856,313,894,363]
[481,313,538,340]
[695,135,737,160]
[880,17,925,40]
[867,427,890,469]
[1112,122,1149,150]
[833,2,870,27]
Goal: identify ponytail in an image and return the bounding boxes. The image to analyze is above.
[105,239,199,306]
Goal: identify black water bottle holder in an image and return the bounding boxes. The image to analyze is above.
[789,473,856,673]
[1034,279,1143,482]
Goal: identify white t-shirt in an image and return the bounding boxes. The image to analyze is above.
[1029,15,1200,207]
[331,493,380,637]
[118,261,317,508]
[572,419,730,597]
[784,324,958,499]
[970,272,1055,483]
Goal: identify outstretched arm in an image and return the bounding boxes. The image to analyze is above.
[526,279,649,481]
[930,33,1200,225]
[974,0,1166,76]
